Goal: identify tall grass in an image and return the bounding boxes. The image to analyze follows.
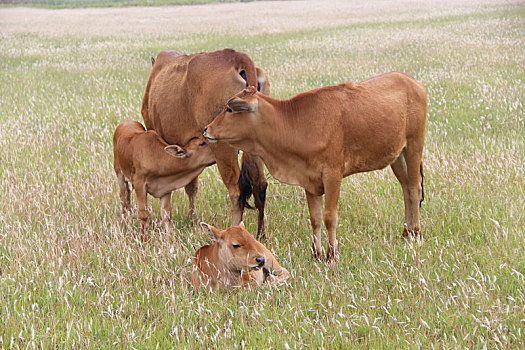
[1,1,524,348]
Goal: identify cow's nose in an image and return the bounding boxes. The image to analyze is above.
[255,256,265,266]
[203,127,208,136]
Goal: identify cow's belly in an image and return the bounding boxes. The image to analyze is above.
[146,175,192,198]
[343,143,405,177]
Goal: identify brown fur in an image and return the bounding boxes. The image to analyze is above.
[191,223,290,291]
[205,72,427,264]
[141,49,270,238]
[113,120,215,237]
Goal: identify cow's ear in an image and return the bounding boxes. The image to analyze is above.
[227,97,258,113]
[164,145,187,158]
[238,221,245,229]
[200,222,222,241]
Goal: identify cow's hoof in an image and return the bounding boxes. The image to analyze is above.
[326,246,340,266]
[402,226,422,239]
[311,244,322,261]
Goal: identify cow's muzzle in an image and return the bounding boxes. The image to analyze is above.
[203,127,218,143]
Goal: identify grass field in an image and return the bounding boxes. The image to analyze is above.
[0,0,234,9]
[1,0,524,348]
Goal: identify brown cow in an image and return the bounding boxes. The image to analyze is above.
[141,49,270,238]
[113,120,215,237]
[191,222,290,291]
[204,72,427,264]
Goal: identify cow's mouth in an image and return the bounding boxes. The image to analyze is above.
[204,136,218,143]
[203,128,218,143]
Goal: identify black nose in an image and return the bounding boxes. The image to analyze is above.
[255,256,265,266]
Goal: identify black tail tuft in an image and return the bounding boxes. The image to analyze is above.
[238,158,254,210]
[419,162,425,207]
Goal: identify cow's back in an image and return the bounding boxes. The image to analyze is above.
[141,49,256,145]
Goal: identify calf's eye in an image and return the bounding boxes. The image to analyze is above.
[232,244,241,249]
[199,142,207,146]
[226,107,233,113]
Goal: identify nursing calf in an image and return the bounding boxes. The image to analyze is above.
[113,120,215,236]
[204,72,427,264]
[191,223,290,291]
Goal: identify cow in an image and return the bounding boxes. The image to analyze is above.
[191,222,290,291]
[204,72,427,265]
[113,120,215,237]
[141,49,270,238]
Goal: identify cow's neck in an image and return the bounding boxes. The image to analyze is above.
[208,244,243,288]
[246,100,324,194]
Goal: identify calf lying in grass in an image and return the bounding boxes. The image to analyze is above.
[113,120,215,237]
[192,223,290,291]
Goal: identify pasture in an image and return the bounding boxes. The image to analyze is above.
[1,0,524,347]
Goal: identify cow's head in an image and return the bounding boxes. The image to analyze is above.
[203,86,260,148]
[200,222,267,274]
[164,137,215,167]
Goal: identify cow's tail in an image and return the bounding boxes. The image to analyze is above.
[419,161,425,207]
[238,154,254,210]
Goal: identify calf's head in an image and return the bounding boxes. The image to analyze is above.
[203,86,259,147]
[164,137,215,166]
[200,222,267,273]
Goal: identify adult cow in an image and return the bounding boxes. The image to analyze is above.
[204,72,427,264]
[142,49,270,237]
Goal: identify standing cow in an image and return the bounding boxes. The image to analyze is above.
[142,49,270,238]
[204,72,427,264]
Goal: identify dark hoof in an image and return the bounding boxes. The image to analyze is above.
[311,244,322,261]
[402,227,422,239]
[327,246,340,266]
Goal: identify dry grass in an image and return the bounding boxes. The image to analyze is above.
[1,0,524,348]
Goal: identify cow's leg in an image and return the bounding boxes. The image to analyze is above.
[213,144,243,226]
[184,176,199,220]
[403,142,424,238]
[391,151,411,234]
[323,176,342,265]
[160,193,173,233]
[240,153,268,239]
[117,171,131,219]
[134,178,149,240]
[305,190,323,261]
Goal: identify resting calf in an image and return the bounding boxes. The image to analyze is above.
[113,120,215,236]
[191,223,290,291]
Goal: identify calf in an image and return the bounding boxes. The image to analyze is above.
[191,223,290,291]
[113,120,215,236]
[204,72,427,264]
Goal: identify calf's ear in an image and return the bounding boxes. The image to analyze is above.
[165,145,187,158]
[200,222,222,241]
[227,97,258,113]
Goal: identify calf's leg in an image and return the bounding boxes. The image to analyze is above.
[403,142,424,237]
[391,151,411,234]
[133,179,149,239]
[117,172,131,218]
[323,176,342,265]
[184,177,198,220]
[305,190,323,261]
[160,193,172,233]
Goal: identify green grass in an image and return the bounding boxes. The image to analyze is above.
[1,1,524,348]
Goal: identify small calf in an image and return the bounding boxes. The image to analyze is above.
[113,120,215,236]
[191,222,290,291]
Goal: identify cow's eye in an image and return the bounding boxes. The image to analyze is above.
[232,244,241,249]
[199,142,207,146]
[226,107,233,113]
